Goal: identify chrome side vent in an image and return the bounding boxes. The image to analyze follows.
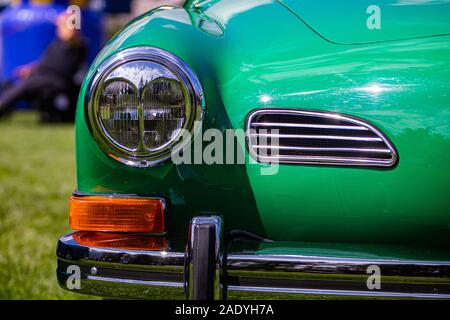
[246,109,398,167]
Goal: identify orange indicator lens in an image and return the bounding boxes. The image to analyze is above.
[69,196,165,233]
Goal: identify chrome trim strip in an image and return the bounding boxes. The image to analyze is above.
[228,286,450,299]
[254,146,391,153]
[57,233,185,271]
[251,122,369,130]
[227,254,450,266]
[88,276,184,288]
[257,155,395,165]
[226,253,450,299]
[246,108,399,167]
[252,133,383,142]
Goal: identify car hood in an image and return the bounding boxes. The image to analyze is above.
[279,0,450,44]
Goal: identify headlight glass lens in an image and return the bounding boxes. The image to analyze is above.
[88,47,204,167]
[99,80,139,151]
[141,77,186,151]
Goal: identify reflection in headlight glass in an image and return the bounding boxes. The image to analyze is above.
[142,78,186,151]
[99,80,140,151]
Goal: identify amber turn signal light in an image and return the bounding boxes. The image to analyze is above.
[73,232,169,251]
[69,196,165,233]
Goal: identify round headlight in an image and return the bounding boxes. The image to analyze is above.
[87,47,204,167]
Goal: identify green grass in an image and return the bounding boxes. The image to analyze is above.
[0,111,96,300]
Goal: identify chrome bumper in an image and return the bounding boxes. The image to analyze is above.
[57,216,450,299]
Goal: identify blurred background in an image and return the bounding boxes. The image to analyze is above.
[0,0,183,299]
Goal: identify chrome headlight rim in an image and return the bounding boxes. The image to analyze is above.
[86,46,204,168]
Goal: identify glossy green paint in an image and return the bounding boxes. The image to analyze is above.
[280,0,450,44]
[229,241,450,262]
[75,1,450,253]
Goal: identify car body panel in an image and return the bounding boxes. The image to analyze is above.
[75,0,450,250]
[279,0,450,44]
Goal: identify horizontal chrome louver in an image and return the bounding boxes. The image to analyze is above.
[246,109,398,167]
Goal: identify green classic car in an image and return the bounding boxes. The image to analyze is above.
[56,0,450,299]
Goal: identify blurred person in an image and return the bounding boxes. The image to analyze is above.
[0,12,87,119]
